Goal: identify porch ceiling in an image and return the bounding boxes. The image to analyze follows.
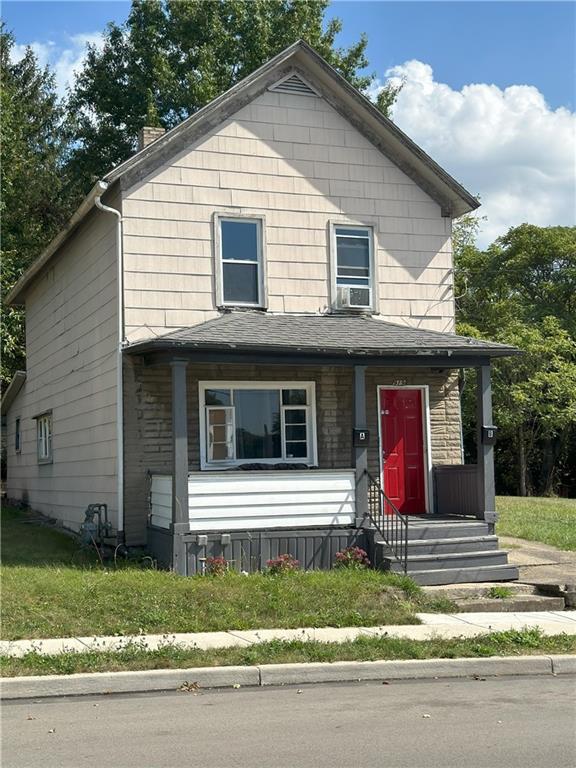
[125,312,518,366]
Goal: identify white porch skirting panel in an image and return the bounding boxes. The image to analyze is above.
[149,470,356,531]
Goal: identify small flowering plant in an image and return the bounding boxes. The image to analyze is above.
[334,546,370,570]
[266,553,299,574]
[205,556,228,576]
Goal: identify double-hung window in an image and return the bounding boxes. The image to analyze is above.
[217,217,265,307]
[200,382,317,469]
[35,412,52,463]
[332,225,374,310]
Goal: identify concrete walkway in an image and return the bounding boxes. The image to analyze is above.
[500,536,576,585]
[1,611,575,658]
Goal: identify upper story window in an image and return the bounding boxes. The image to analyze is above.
[35,412,52,463]
[331,224,375,311]
[216,216,266,308]
[200,382,317,469]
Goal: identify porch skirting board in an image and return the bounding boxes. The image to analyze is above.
[148,525,366,574]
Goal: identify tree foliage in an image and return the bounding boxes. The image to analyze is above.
[66,0,398,197]
[455,222,576,496]
[0,27,72,388]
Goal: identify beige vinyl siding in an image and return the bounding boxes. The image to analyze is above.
[122,89,454,341]
[5,202,119,531]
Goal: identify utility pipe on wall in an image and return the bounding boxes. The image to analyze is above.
[95,181,125,542]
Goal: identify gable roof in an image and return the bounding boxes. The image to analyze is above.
[7,39,479,306]
[104,39,479,213]
[125,312,517,360]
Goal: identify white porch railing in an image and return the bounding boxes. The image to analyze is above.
[149,469,356,531]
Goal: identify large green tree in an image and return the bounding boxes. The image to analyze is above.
[0,28,72,389]
[66,0,395,197]
[455,222,576,496]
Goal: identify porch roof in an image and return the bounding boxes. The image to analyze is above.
[125,312,518,363]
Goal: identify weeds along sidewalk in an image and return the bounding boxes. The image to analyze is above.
[1,611,575,659]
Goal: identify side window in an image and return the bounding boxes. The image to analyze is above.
[15,418,21,453]
[217,217,266,307]
[332,225,374,310]
[36,412,52,463]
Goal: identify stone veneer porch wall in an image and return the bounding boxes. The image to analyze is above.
[123,357,462,545]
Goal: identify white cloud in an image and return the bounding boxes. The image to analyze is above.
[9,33,104,96]
[374,61,576,247]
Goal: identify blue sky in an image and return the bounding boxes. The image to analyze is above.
[4,1,574,109]
[3,1,575,244]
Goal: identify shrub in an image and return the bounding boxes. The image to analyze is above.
[205,556,228,576]
[334,546,370,569]
[266,554,299,574]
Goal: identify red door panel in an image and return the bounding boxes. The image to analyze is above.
[380,388,426,515]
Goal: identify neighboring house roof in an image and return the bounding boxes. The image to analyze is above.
[125,312,517,359]
[1,371,26,416]
[7,39,479,307]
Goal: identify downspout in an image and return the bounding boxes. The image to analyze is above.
[94,181,125,543]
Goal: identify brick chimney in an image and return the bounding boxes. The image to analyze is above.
[137,126,165,151]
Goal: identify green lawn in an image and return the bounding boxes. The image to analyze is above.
[0,506,452,641]
[1,628,573,677]
[496,496,576,550]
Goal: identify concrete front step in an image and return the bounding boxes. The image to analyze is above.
[408,564,520,586]
[451,595,566,612]
[387,549,509,573]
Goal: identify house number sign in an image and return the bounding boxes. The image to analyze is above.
[353,429,370,446]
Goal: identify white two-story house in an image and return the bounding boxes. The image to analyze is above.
[3,41,518,584]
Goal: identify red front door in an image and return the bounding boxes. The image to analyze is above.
[380,388,427,515]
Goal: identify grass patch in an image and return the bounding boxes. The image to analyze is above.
[487,586,513,600]
[1,506,453,640]
[496,496,576,550]
[1,628,573,677]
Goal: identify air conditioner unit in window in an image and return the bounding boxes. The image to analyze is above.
[337,285,371,309]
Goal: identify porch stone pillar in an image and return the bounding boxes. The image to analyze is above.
[476,364,497,529]
[171,359,189,575]
[353,365,369,526]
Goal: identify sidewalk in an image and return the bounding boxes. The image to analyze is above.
[499,535,576,585]
[2,611,575,658]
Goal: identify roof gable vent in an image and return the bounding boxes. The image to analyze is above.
[270,73,318,97]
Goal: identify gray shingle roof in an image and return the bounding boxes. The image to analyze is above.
[126,312,517,359]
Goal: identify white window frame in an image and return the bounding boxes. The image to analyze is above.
[35,412,52,463]
[14,417,21,453]
[199,381,318,470]
[329,222,376,312]
[214,214,267,309]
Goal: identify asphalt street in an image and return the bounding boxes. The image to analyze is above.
[2,675,575,768]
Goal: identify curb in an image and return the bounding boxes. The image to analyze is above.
[2,655,574,700]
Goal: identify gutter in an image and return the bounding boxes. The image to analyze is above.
[94,182,125,544]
